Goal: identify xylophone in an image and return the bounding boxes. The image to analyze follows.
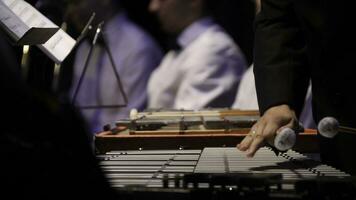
[97,147,355,199]
[117,108,260,135]
[95,109,318,154]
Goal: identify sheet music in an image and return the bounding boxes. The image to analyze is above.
[0,0,31,40]
[39,29,76,64]
[0,0,76,64]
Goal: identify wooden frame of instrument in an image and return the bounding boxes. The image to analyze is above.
[94,129,318,154]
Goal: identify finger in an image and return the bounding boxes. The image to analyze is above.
[246,133,265,158]
[237,124,258,151]
[237,123,258,150]
[246,122,266,157]
[262,122,280,145]
[237,131,254,151]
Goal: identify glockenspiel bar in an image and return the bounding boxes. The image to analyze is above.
[106,150,202,155]
[99,161,198,166]
[99,155,200,161]
[105,174,154,179]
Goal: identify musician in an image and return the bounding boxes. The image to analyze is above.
[147,0,247,109]
[66,0,163,133]
[237,0,356,175]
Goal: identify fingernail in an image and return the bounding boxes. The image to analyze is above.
[246,149,253,157]
[240,145,247,151]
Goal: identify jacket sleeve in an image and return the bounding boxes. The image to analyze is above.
[254,0,310,116]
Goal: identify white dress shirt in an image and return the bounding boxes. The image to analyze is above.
[232,66,258,110]
[232,65,315,128]
[71,13,162,133]
[148,17,247,109]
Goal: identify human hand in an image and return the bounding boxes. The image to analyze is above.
[237,104,299,157]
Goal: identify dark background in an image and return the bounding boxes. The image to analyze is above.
[18,0,255,93]
[26,0,255,61]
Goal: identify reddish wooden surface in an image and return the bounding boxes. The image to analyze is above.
[95,129,319,154]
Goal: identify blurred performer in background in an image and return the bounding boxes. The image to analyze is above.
[66,0,163,133]
[147,0,247,109]
[0,31,117,198]
[237,0,356,175]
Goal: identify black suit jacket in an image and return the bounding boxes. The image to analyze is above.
[254,0,356,174]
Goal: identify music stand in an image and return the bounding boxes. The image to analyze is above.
[71,21,128,109]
